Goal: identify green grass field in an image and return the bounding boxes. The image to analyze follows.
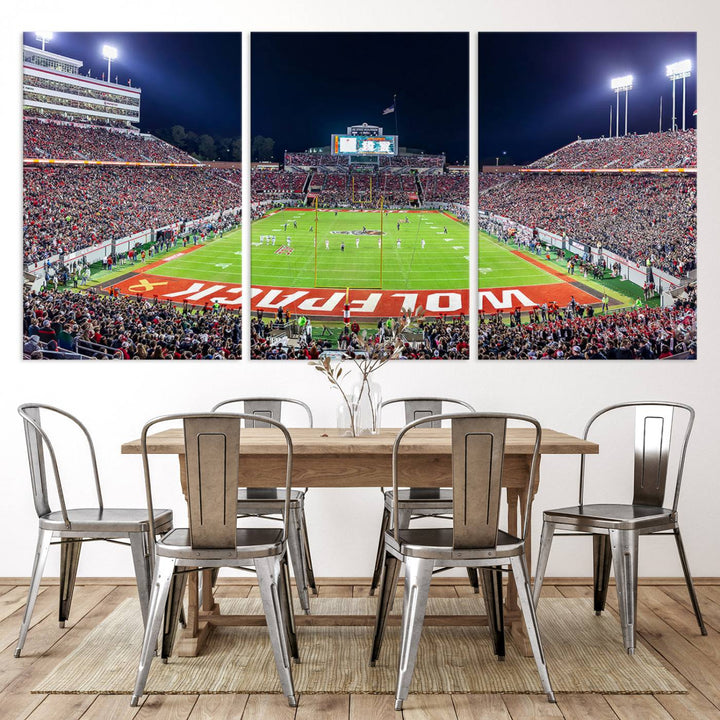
[251,209,469,290]
[477,231,561,289]
[155,229,243,283]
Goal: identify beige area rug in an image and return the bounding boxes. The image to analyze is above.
[34,597,685,695]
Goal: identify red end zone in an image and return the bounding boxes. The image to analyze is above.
[110,275,598,317]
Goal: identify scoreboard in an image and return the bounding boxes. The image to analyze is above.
[331,134,397,156]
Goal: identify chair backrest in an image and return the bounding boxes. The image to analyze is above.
[211,398,313,428]
[392,412,541,548]
[381,398,475,428]
[17,404,102,526]
[580,402,694,511]
[141,412,294,549]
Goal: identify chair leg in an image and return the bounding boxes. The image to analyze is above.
[131,555,176,706]
[15,528,52,658]
[480,567,505,659]
[255,555,297,707]
[532,520,556,608]
[286,507,311,614]
[277,551,300,662]
[593,534,613,616]
[608,529,639,655]
[370,550,401,666]
[466,568,480,594]
[394,556,434,711]
[369,506,391,596]
[58,538,83,628]
[129,532,152,628]
[510,554,555,703]
[673,527,707,636]
[161,570,188,661]
[297,502,317,596]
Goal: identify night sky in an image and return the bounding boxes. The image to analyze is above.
[252,33,469,164]
[22,32,242,137]
[480,32,697,166]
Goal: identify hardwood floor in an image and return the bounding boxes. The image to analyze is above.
[0,578,718,720]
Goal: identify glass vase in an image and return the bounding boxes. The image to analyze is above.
[352,379,382,436]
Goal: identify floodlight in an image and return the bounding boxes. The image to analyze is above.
[35,32,53,51]
[666,59,692,78]
[102,44,118,83]
[610,75,633,137]
[610,75,633,91]
[666,59,693,131]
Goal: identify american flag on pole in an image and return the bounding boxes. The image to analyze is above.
[382,101,395,115]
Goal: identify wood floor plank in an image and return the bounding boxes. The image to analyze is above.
[0,586,130,719]
[295,694,349,719]
[0,588,48,626]
[402,694,457,720]
[0,589,53,654]
[133,695,198,720]
[452,693,511,719]
[655,688,720,719]
[188,694,249,719]
[601,590,720,709]
[316,586,353,599]
[604,695,673,720]
[500,695,564,719]
[214,585,252,599]
[240,694,296,720]
[349,694,396,720]
[660,585,720,637]
[81,693,147,720]
[556,694,618,719]
[25,693,96,720]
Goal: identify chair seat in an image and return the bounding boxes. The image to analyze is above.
[156,528,284,560]
[385,527,523,560]
[39,508,173,533]
[544,503,675,531]
[237,488,305,510]
[384,488,453,511]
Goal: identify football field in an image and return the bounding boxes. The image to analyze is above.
[106,208,629,316]
[251,208,469,290]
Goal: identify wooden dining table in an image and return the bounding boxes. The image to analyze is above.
[121,426,598,657]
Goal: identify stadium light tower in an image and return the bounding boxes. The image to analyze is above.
[102,44,118,82]
[610,75,633,137]
[35,32,53,51]
[666,59,692,131]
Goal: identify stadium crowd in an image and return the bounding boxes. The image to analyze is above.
[477,287,696,360]
[24,118,197,163]
[251,314,469,360]
[479,173,696,276]
[528,130,696,169]
[23,288,242,359]
[23,165,241,264]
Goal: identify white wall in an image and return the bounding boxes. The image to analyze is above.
[3,0,719,581]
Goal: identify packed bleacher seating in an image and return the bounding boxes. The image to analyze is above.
[422,174,468,203]
[251,314,469,360]
[284,151,445,169]
[528,130,696,169]
[23,165,241,264]
[251,169,308,197]
[477,287,696,360]
[24,118,197,163]
[478,173,696,276]
[23,288,242,360]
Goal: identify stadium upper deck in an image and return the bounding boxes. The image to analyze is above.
[527,129,696,170]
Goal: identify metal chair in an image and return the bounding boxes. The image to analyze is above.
[370,412,555,710]
[131,412,298,707]
[533,402,706,655]
[16,404,173,658]
[211,398,316,613]
[370,398,478,596]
